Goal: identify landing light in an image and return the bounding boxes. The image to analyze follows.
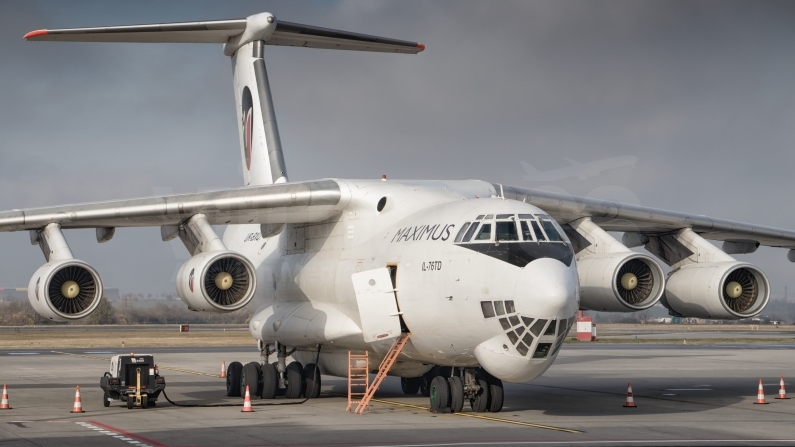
[61,280,80,299]
[620,273,638,291]
[215,272,234,290]
[725,281,743,298]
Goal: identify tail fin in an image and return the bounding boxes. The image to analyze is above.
[25,12,424,186]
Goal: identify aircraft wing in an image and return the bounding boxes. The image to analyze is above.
[497,183,795,250]
[0,180,346,233]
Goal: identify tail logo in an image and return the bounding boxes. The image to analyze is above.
[242,87,253,171]
[188,268,195,292]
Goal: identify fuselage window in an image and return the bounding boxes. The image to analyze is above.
[454,222,472,243]
[495,221,519,242]
[480,301,495,318]
[462,222,480,242]
[519,221,534,242]
[531,221,547,242]
[474,223,492,241]
[541,220,563,242]
[494,300,506,316]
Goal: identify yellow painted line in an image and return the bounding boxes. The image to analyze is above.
[51,351,221,378]
[368,397,581,434]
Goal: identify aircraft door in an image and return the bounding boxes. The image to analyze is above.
[351,268,402,342]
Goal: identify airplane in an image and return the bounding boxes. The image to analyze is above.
[4,12,795,413]
[521,156,639,182]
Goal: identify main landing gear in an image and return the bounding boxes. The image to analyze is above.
[403,366,503,413]
[225,343,321,400]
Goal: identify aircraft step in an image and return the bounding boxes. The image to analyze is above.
[346,352,370,412]
[354,332,411,415]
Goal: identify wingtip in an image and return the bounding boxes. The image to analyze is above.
[416,43,425,52]
[24,29,48,40]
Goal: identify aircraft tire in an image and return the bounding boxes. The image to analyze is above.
[488,377,504,413]
[420,366,439,397]
[469,378,489,413]
[448,376,464,413]
[241,362,261,399]
[401,377,421,395]
[284,361,304,399]
[429,376,450,413]
[303,363,321,399]
[226,361,243,397]
[260,363,278,399]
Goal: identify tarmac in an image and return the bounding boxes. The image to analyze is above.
[2,343,795,446]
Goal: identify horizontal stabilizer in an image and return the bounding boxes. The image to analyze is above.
[24,13,424,55]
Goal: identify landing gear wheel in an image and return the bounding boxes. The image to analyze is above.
[284,361,304,399]
[420,366,438,397]
[260,362,278,399]
[141,395,148,409]
[226,361,243,397]
[469,378,489,413]
[241,362,261,399]
[126,396,134,409]
[303,363,321,399]
[448,376,464,413]
[401,377,421,395]
[429,375,450,413]
[103,391,110,407]
[488,377,504,413]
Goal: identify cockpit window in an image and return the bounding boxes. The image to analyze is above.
[454,222,471,243]
[531,221,547,241]
[462,222,479,242]
[476,215,484,220]
[518,214,534,219]
[541,220,563,242]
[495,221,519,241]
[484,214,493,219]
[519,221,534,242]
[474,223,492,241]
[496,214,513,219]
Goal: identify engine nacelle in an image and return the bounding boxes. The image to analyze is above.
[577,252,665,312]
[27,259,103,322]
[176,251,257,312]
[663,261,769,319]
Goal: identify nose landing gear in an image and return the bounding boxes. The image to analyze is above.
[424,366,503,413]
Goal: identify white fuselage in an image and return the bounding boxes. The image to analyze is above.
[223,179,580,383]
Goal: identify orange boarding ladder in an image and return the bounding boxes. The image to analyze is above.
[354,332,411,415]
[346,351,369,412]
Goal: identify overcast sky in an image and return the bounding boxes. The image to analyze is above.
[1,1,794,299]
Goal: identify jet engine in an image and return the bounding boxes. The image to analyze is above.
[27,259,103,321]
[577,253,665,312]
[663,261,769,319]
[176,251,257,312]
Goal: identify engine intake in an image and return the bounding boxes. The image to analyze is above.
[176,251,256,312]
[663,261,769,319]
[27,260,103,321]
[577,253,665,312]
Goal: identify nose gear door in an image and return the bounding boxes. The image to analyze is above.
[352,268,402,342]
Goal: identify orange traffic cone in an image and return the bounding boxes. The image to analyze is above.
[220,361,226,378]
[0,384,10,410]
[70,386,85,413]
[776,376,789,400]
[623,382,637,408]
[754,379,768,405]
[241,385,253,412]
